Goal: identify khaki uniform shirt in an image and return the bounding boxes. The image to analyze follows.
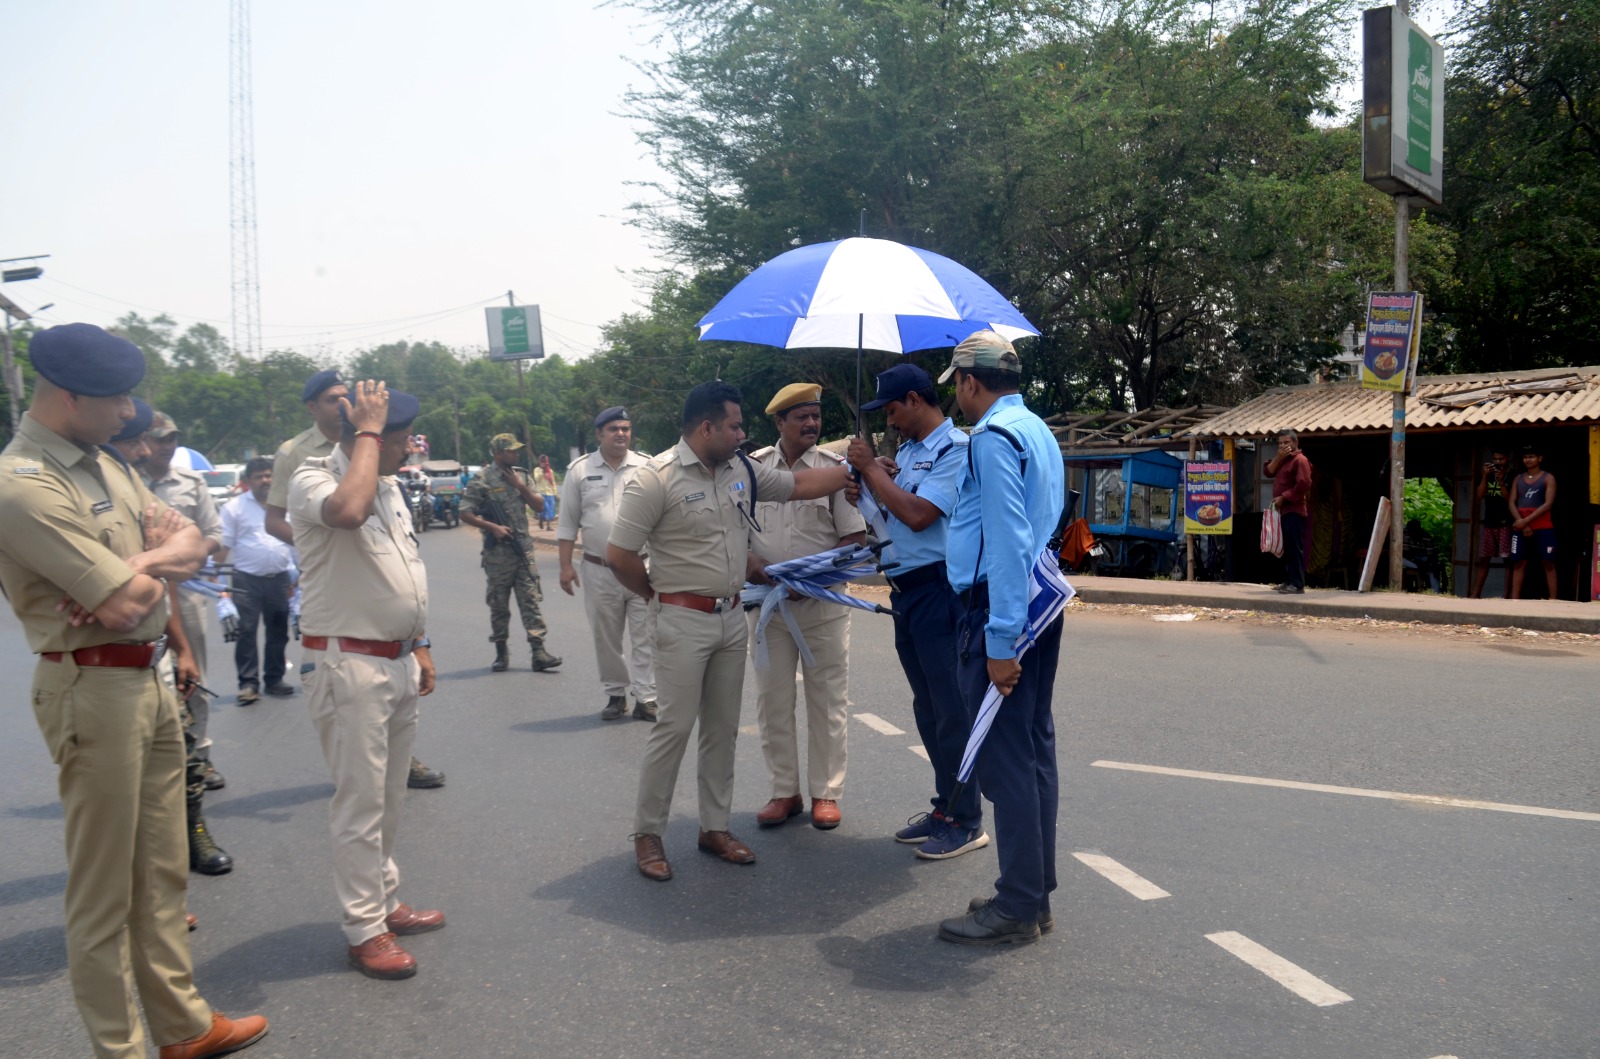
[267,424,337,511]
[461,464,534,540]
[0,414,173,652]
[556,449,652,559]
[748,443,865,565]
[609,439,796,597]
[287,446,428,642]
[149,465,223,548]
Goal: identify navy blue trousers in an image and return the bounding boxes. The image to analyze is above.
[232,570,290,691]
[891,575,982,829]
[957,600,1063,922]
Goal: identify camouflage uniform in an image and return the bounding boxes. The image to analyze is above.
[462,460,559,666]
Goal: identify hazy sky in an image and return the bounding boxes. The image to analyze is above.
[2,2,1453,366]
[1,1,670,362]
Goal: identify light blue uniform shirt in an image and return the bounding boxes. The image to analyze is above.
[947,394,1064,659]
[880,418,968,575]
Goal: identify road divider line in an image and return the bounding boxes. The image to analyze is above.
[908,746,930,761]
[1072,852,1170,900]
[854,712,904,736]
[1204,931,1353,1007]
[1092,760,1600,823]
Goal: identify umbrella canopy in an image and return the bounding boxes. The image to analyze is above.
[697,237,1038,353]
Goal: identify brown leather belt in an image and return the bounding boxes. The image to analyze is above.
[582,553,607,567]
[42,637,168,668]
[657,591,741,614]
[302,635,417,660]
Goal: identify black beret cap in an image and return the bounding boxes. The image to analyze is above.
[28,323,146,397]
[110,397,155,442]
[340,389,420,434]
[594,405,630,429]
[302,369,345,403]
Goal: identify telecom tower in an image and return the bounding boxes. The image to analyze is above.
[229,0,262,358]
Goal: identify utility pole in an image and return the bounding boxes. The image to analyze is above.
[509,290,532,451]
[1386,0,1413,591]
[0,253,50,435]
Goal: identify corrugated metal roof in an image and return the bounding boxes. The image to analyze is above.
[1185,366,1600,438]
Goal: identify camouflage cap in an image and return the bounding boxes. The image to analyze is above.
[937,330,1021,384]
[490,433,525,453]
[148,411,180,438]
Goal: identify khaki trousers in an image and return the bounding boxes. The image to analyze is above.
[582,560,656,701]
[175,589,212,749]
[305,642,420,945]
[31,661,212,1059]
[749,599,851,800]
[633,601,746,836]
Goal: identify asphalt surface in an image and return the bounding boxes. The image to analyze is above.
[2,526,1597,1058]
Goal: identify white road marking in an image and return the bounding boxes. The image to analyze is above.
[908,745,930,761]
[1204,931,1353,1007]
[854,712,905,736]
[1072,852,1170,900]
[1093,760,1600,823]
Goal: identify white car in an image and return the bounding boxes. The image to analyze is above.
[203,464,245,502]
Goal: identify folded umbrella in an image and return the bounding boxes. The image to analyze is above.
[744,541,895,669]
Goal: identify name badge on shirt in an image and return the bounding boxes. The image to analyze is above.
[585,475,603,481]
[91,500,114,515]
[684,491,706,503]
[912,461,934,471]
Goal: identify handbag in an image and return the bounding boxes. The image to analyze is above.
[1260,507,1284,558]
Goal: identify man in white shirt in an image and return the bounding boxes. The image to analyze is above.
[218,457,298,704]
[557,406,657,721]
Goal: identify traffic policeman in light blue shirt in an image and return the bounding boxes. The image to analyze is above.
[846,363,986,862]
[937,330,1065,948]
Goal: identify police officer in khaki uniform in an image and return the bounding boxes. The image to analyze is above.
[748,384,866,831]
[106,405,233,879]
[267,368,445,790]
[461,434,562,672]
[557,406,656,720]
[0,323,267,1059]
[289,381,445,981]
[607,380,851,882]
[144,411,227,787]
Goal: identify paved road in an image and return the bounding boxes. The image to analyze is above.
[2,526,1596,1058]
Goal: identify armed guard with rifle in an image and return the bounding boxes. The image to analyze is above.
[460,433,563,672]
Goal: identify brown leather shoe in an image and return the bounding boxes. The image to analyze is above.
[756,795,804,827]
[811,798,842,830]
[697,829,756,865]
[633,833,672,881]
[159,1011,269,1059]
[347,932,417,980]
[386,903,446,936]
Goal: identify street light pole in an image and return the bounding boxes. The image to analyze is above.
[0,292,32,435]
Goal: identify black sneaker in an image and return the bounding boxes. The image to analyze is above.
[937,902,1040,946]
[969,895,1053,934]
[263,683,297,697]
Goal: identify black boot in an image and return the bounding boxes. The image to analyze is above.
[529,639,563,671]
[491,641,509,672]
[188,797,234,875]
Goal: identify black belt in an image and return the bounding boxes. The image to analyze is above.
[957,581,989,610]
[582,553,607,567]
[884,561,946,594]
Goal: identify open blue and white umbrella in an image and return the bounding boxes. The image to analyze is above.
[697,237,1038,429]
[946,551,1075,810]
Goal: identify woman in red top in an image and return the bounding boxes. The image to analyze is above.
[1509,444,1558,599]
[1265,428,1313,593]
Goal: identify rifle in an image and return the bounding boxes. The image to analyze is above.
[477,490,531,565]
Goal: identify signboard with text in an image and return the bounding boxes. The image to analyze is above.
[1184,462,1233,535]
[1362,5,1445,205]
[485,304,545,361]
[1361,291,1422,393]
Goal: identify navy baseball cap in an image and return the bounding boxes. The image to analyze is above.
[302,369,345,403]
[861,363,935,411]
[110,398,155,442]
[340,389,420,433]
[28,323,146,397]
